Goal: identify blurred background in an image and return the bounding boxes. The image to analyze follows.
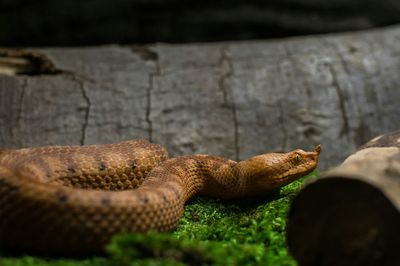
[2,0,400,46]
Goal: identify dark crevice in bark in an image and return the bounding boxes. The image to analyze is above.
[320,38,353,80]
[78,81,91,146]
[131,45,160,142]
[63,72,92,145]
[328,64,350,138]
[219,46,240,160]
[321,38,367,145]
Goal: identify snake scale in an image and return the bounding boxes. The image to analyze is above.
[0,139,321,254]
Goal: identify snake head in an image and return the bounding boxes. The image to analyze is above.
[278,144,321,182]
[238,145,321,195]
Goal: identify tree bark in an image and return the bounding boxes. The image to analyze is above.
[1,26,400,168]
[287,130,400,266]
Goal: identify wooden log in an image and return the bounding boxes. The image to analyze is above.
[1,26,400,168]
[287,130,400,266]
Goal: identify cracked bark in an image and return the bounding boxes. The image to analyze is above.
[62,71,92,146]
[78,81,90,145]
[328,64,350,138]
[131,45,161,142]
[0,26,400,168]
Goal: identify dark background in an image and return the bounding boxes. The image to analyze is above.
[1,0,400,46]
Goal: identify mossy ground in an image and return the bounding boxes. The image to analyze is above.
[0,172,318,266]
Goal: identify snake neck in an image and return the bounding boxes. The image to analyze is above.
[139,151,318,201]
[140,155,243,201]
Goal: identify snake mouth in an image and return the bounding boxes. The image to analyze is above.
[314,144,322,154]
[301,144,321,171]
[305,144,321,165]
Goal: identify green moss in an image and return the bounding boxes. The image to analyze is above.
[0,257,109,266]
[0,172,317,266]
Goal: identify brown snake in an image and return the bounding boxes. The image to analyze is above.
[0,140,321,254]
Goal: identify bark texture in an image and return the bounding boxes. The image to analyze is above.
[287,130,400,266]
[1,26,400,168]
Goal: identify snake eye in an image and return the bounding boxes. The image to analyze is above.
[293,154,302,163]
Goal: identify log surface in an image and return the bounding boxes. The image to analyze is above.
[287,130,400,266]
[1,26,400,168]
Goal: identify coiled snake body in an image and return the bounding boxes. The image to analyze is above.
[0,140,321,254]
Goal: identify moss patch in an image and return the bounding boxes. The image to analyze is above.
[0,172,317,266]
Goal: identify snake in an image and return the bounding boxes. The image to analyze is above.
[0,139,321,254]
